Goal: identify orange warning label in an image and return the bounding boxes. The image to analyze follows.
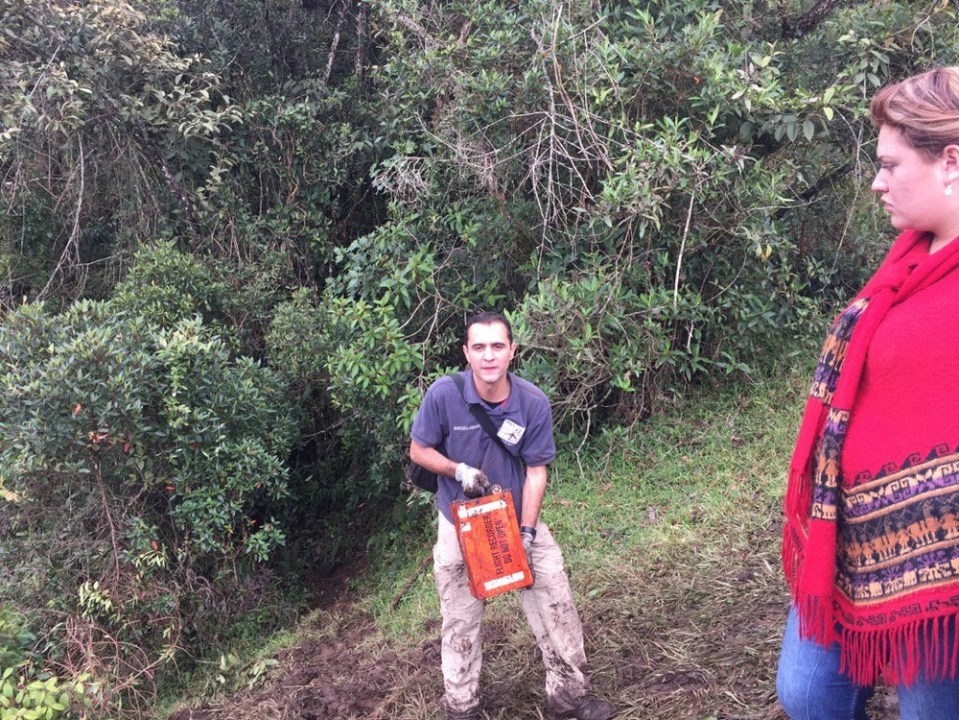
[452,492,533,600]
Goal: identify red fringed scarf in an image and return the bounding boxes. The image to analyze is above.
[783,229,959,685]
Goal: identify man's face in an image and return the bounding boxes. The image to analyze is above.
[463,321,516,388]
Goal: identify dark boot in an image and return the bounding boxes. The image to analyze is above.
[546,696,613,720]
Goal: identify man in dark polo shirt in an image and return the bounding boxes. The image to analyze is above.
[410,311,612,720]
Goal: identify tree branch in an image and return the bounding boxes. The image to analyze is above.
[781,0,864,40]
[38,135,85,300]
[323,1,346,85]
[774,161,853,219]
[354,1,368,82]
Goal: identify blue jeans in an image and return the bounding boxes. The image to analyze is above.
[776,606,959,719]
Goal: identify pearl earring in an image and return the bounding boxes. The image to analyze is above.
[947,184,954,197]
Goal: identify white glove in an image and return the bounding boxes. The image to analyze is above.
[520,525,536,585]
[521,526,535,554]
[455,463,490,498]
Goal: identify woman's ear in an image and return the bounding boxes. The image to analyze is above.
[942,144,959,183]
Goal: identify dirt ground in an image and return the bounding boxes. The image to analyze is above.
[167,514,901,720]
[164,593,779,720]
[167,553,902,720]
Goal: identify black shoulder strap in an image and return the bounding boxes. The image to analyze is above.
[451,373,510,452]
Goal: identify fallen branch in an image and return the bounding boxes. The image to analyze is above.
[390,551,432,611]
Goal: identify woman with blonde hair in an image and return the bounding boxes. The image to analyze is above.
[777,67,959,718]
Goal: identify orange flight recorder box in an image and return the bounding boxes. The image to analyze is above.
[452,491,533,600]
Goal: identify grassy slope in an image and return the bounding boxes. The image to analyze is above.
[352,371,807,719]
[173,368,905,719]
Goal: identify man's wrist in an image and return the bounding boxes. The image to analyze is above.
[520,525,537,539]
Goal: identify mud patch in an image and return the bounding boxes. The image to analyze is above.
[168,612,443,720]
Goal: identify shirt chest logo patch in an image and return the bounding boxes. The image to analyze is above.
[497,419,525,445]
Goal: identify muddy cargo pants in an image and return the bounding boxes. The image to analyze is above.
[434,513,590,715]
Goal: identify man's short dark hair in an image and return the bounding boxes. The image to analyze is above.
[465,311,513,344]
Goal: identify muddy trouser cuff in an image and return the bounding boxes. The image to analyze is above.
[520,522,589,712]
[433,514,589,714]
[435,514,485,713]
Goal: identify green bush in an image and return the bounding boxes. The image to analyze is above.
[352,0,959,428]
[0,607,96,720]
[0,668,87,720]
[0,299,296,716]
[267,287,424,497]
[0,0,238,301]
[111,241,228,329]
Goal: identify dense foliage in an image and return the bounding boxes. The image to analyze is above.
[0,288,295,716]
[2,0,959,715]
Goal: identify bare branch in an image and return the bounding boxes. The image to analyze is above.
[323,2,347,85]
[354,1,368,81]
[37,135,85,300]
[781,0,863,39]
[674,188,697,311]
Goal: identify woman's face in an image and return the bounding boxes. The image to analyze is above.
[871,125,955,243]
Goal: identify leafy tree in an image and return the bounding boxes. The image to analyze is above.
[344,0,959,433]
[0,298,295,717]
[0,0,238,303]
